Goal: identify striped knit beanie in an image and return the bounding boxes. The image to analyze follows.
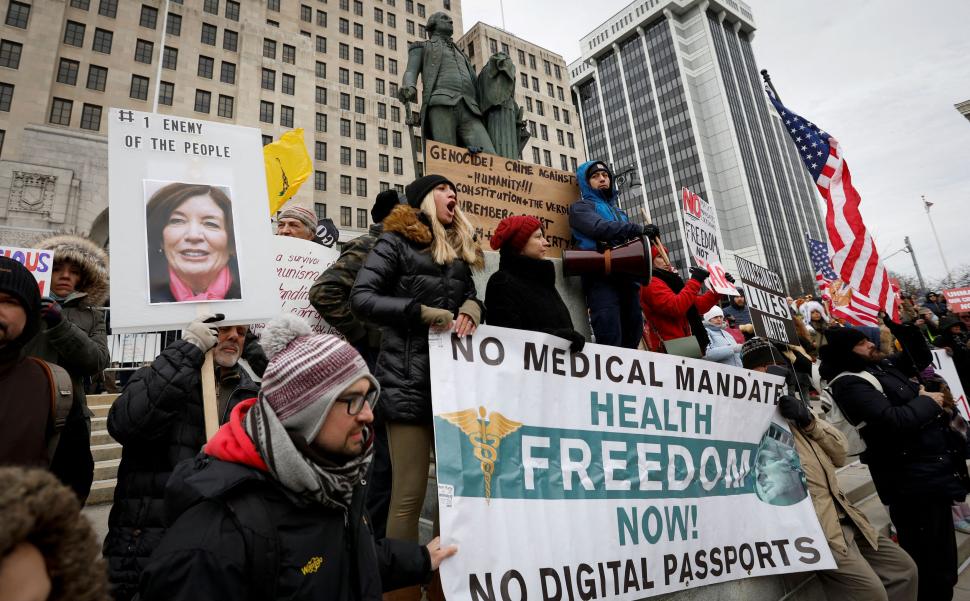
[258,314,379,442]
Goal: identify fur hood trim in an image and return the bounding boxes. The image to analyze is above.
[33,234,109,305]
[383,204,433,245]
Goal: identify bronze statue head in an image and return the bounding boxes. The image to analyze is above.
[426,12,454,38]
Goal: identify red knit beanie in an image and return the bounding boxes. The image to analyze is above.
[490,215,542,252]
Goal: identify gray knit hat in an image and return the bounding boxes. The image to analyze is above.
[259,314,379,442]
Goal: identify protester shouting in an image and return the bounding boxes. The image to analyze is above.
[485,215,585,352]
[701,306,742,367]
[821,326,968,601]
[568,160,658,349]
[137,316,453,601]
[275,205,319,241]
[640,245,722,353]
[740,338,918,601]
[351,174,483,601]
[21,235,109,503]
[103,315,258,601]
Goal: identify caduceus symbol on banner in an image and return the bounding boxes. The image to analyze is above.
[440,406,522,503]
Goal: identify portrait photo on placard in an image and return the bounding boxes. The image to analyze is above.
[143,180,242,304]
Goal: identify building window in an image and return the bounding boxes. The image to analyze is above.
[263,38,276,59]
[194,89,211,113]
[259,100,273,123]
[316,61,326,78]
[520,73,527,88]
[377,127,388,145]
[282,73,295,95]
[355,122,366,140]
[314,172,327,193]
[166,13,181,36]
[215,94,232,118]
[543,149,552,167]
[98,0,118,17]
[354,96,364,113]
[280,105,293,127]
[540,124,548,141]
[224,29,238,52]
[315,141,326,160]
[317,86,328,105]
[391,106,399,122]
[560,154,568,171]
[92,28,113,54]
[338,42,348,59]
[532,147,540,164]
[340,118,350,137]
[355,149,366,167]
[379,154,388,172]
[339,146,350,165]
[339,92,349,109]
[162,46,178,69]
[261,68,275,90]
[393,157,403,175]
[563,110,570,125]
[354,22,363,39]
[49,98,73,125]
[529,54,537,69]
[316,35,327,53]
[139,4,157,28]
[86,65,107,91]
[56,59,80,85]
[70,0,90,8]
[377,103,386,119]
[340,205,351,226]
[80,103,102,130]
[158,81,174,105]
[315,112,327,133]
[267,0,280,10]
[203,0,219,13]
[531,77,539,92]
[0,40,21,69]
[314,201,326,218]
[340,176,351,195]
[317,9,328,26]
[226,0,239,20]
[198,55,213,79]
[134,39,154,64]
[6,1,29,28]
[375,78,385,95]
[536,100,544,116]
[354,71,364,89]
[201,23,217,46]
[130,75,149,100]
[338,67,348,84]
[388,13,396,27]
[357,208,367,228]
[406,20,413,34]
[354,47,364,64]
[392,130,402,148]
[388,34,396,50]
[64,21,85,46]
[262,135,272,146]
[0,83,12,111]
[219,61,235,84]
[282,44,295,64]
[388,58,398,75]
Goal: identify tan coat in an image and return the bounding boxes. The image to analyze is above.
[791,416,879,556]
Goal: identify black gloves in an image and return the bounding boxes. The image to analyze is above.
[641,223,660,240]
[724,273,735,284]
[689,266,710,282]
[778,395,814,429]
[553,328,586,353]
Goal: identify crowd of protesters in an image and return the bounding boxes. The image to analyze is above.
[2,156,969,601]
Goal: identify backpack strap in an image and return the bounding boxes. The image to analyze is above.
[827,371,885,429]
[27,357,74,464]
[218,490,281,601]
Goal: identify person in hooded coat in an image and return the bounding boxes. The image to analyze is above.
[568,160,658,349]
[22,235,110,503]
[701,306,742,367]
[484,215,585,351]
[935,314,970,393]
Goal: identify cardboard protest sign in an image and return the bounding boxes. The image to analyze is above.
[425,141,577,256]
[943,287,970,313]
[931,349,970,421]
[681,187,738,296]
[735,256,798,345]
[430,326,835,600]
[108,108,279,333]
[0,246,53,296]
[249,236,342,338]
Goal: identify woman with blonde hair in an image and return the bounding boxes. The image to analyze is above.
[352,174,483,598]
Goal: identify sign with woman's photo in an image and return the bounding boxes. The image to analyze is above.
[109,108,278,332]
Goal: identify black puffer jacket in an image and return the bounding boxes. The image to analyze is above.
[103,341,259,601]
[351,204,483,423]
[137,454,430,601]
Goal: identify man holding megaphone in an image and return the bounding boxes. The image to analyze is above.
[568,161,659,349]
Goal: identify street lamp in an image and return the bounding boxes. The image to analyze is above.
[923,195,952,288]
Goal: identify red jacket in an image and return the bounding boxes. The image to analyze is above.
[640,276,720,342]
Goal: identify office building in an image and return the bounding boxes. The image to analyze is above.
[568,0,824,294]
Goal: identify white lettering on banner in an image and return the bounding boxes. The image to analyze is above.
[943,287,970,313]
[431,326,834,601]
[681,187,738,296]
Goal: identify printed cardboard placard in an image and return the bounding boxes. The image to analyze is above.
[430,326,835,600]
[735,256,798,345]
[931,349,970,421]
[424,141,577,257]
[0,246,53,297]
[943,287,970,313]
[108,108,279,333]
[681,187,737,296]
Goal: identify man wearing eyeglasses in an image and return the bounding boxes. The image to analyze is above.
[137,315,456,601]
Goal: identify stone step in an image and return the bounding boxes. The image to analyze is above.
[92,416,107,433]
[91,429,117,446]
[90,404,112,418]
[87,478,116,506]
[91,443,121,462]
[87,393,119,407]
[93,459,121,481]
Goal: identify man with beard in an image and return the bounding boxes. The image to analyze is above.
[822,326,968,601]
[103,314,259,601]
[722,293,752,326]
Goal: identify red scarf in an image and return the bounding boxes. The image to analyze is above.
[168,265,233,301]
[205,398,268,471]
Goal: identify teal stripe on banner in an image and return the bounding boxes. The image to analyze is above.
[434,418,759,501]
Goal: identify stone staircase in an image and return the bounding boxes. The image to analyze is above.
[86,393,121,506]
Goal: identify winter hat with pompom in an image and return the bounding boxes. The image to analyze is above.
[259,314,379,442]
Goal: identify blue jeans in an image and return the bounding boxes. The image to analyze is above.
[583,276,643,349]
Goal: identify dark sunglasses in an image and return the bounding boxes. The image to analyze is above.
[334,387,379,416]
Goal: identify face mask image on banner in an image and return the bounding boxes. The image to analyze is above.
[753,423,807,506]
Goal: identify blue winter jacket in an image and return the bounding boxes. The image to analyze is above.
[568,161,642,251]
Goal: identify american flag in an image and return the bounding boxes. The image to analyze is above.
[807,236,878,326]
[768,91,897,323]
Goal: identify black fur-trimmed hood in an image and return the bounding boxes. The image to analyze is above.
[32,234,109,305]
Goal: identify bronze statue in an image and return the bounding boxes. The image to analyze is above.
[399,12,496,154]
[478,52,531,159]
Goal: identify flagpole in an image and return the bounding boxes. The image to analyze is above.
[903,236,927,292]
[760,69,781,102]
[922,195,952,287]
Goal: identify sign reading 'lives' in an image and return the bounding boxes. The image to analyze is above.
[734,256,798,345]
[430,326,834,601]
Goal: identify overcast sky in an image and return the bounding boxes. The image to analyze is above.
[459,0,970,284]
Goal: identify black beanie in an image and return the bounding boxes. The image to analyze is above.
[0,256,41,344]
[371,189,400,223]
[818,327,869,379]
[586,161,610,182]
[740,337,782,370]
[404,174,454,208]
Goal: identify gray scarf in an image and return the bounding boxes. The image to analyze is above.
[244,396,372,510]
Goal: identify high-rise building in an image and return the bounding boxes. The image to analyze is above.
[957,99,970,123]
[456,22,585,172]
[568,0,824,295]
[0,0,460,247]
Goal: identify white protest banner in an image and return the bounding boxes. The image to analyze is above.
[0,246,53,297]
[431,326,835,601]
[108,108,279,333]
[931,349,970,421]
[681,187,737,296]
[249,236,342,338]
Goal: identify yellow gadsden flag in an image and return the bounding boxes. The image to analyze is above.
[263,129,312,215]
